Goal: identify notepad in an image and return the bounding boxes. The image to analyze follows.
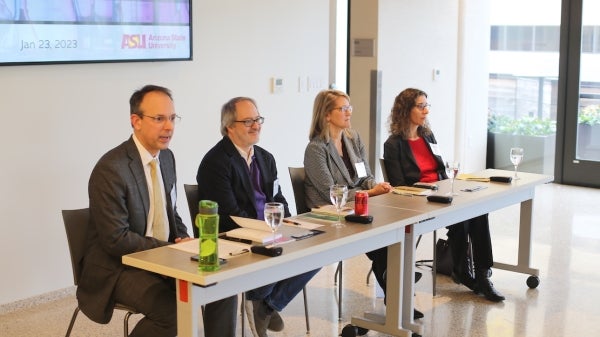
[456,173,490,182]
[310,204,354,217]
[392,186,431,196]
[227,216,283,244]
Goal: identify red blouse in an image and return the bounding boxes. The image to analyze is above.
[408,137,439,183]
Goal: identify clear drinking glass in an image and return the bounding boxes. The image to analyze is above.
[264,202,284,246]
[445,160,460,195]
[329,184,348,228]
[510,147,524,180]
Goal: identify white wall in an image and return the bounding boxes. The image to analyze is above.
[0,0,487,306]
[350,0,489,175]
[0,0,329,305]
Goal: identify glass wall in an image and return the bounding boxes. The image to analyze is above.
[486,0,562,175]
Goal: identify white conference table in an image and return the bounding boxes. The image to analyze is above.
[368,169,553,335]
[123,203,425,337]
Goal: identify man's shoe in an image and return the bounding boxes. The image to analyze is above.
[451,270,477,291]
[414,309,424,319]
[267,310,284,331]
[475,270,505,302]
[244,300,271,337]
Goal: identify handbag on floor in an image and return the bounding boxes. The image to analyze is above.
[435,238,454,276]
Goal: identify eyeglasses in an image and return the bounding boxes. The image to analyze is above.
[415,103,431,110]
[140,114,181,124]
[333,105,353,113]
[234,116,265,127]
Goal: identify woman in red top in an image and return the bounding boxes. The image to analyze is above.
[382,88,504,302]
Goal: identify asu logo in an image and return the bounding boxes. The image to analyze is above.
[121,35,147,49]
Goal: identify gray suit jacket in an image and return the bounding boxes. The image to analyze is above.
[303,129,376,209]
[77,136,188,323]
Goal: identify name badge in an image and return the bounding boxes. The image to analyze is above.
[355,162,367,178]
[170,185,177,210]
[429,143,441,156]
[273,178,279,197]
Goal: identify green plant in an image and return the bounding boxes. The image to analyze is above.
[488,114,556,136]
[578,105,600,126]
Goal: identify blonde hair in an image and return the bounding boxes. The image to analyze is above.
[309,89,351,141]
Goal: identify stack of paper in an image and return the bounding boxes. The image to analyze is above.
[310,204,354,217]
[392,186,431,196]
[456,173,490,182]
[227,216,282,244]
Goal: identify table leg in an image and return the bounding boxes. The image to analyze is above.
[493,199,539,276]
[402,224,424,335]
[176,279,200,337]
[351,241,414,336]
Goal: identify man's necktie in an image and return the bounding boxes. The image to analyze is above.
[150,159,168,241]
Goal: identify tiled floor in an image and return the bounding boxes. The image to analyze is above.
[1,183,599,337]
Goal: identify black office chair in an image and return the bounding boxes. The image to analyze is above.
[183,184,311,334]
[288,167,344,321]
[62,208,139,337]
[379,158,438,296]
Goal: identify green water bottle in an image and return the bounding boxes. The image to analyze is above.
[196,200,220,271]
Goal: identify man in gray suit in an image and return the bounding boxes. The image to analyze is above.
[77,85,237,337]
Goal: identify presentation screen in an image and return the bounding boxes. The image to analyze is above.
[0,0,192,66]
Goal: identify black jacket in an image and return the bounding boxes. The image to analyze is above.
[383,133,448,186]
[196,136,289,232]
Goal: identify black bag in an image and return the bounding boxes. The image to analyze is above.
[435,238,454,276]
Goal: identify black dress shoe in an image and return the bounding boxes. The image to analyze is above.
[451,270,477,291]
[475,269,505,302]
[413,309,424,319]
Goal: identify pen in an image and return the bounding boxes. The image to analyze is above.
[283,218,301,226]
[221,235,253,244]
[229,249,249,256]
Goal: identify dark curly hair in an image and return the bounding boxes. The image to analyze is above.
[388,88,432,139]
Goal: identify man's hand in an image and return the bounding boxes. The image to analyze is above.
[174,237,193,243]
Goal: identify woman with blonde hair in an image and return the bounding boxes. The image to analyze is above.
[302,89,431,318]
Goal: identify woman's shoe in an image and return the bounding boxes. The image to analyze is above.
[451,269,477,291]
[475,269,505,302]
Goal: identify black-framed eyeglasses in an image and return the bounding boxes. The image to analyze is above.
[333,105,353,113]
[234,116,265,127]
[139,114,182,124]
[415,103,431,110]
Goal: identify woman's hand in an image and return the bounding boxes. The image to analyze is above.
[368,182,393,196]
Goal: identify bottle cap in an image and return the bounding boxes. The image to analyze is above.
[199,200,218,215]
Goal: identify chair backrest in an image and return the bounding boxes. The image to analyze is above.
[379,158,389,182]
[62,208,90,286]
[288,167,310,214]
[183,184,200,238]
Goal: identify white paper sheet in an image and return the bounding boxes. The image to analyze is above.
[230,215,272,231]
[168,238,251,259]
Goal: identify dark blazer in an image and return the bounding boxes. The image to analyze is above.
[196,136,289,233]
[383,133,448,186]
[77,137,188,323]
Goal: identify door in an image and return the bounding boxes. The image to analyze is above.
[560,0,600,187]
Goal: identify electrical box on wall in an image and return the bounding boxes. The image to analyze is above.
[271,77,284,94]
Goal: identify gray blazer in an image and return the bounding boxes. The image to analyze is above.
[77,136,188,323]
[303,129,376,209]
